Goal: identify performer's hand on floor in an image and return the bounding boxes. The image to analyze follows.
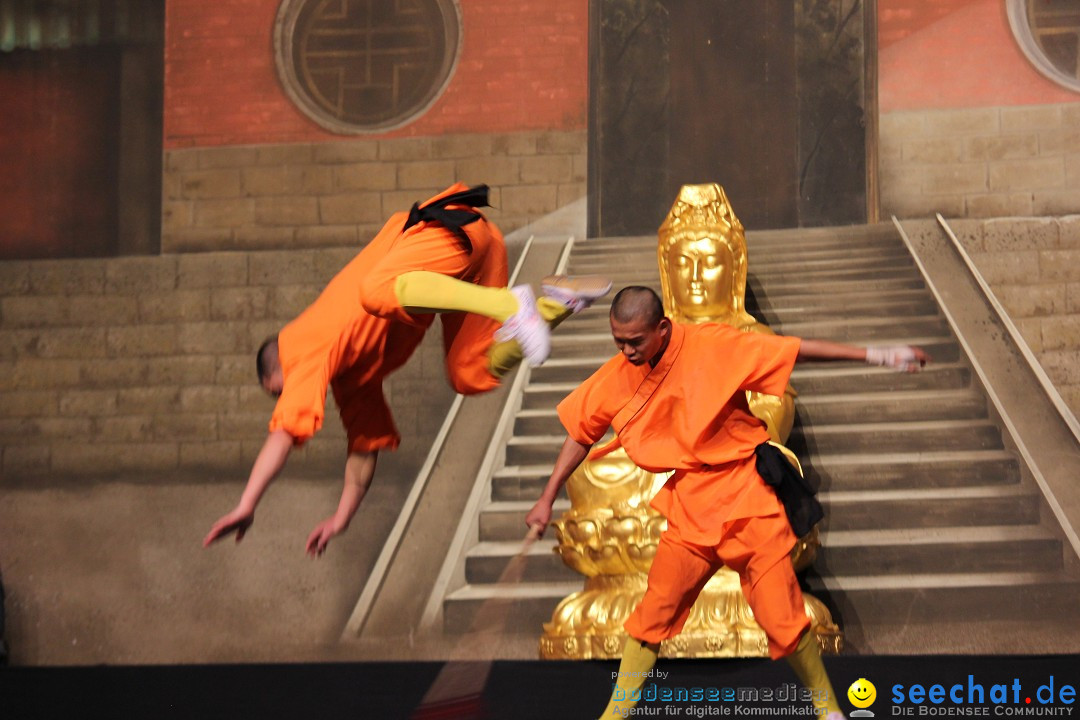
[203,506,255,547]
[524,499,553,538]
[306,516,347,557]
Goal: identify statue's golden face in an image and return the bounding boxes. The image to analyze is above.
[665,234,736,318]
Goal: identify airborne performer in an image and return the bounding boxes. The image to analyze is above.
[526,286,928,719]
[204,183,610,556]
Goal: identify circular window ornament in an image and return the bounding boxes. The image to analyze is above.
[274,0,463,134]
[1006,0,1080,93]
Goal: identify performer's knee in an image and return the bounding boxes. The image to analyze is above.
[359,279,399,319]
[742,557,809,659]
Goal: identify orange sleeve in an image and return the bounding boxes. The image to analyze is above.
[706,324,800,397]
[556,358,625,445]
[268,356,328,447]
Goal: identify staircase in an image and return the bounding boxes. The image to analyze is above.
[440,223,1080,650]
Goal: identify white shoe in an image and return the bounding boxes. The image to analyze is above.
[494,285,551,366]
[541,275,613,314]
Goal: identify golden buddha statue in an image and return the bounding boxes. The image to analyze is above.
[658,183,796,443]
[539,184,840,661]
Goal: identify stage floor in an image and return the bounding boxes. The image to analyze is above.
[3,655,1079,720]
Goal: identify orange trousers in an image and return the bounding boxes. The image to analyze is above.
[624,511,810,659]
[357,209,508,396]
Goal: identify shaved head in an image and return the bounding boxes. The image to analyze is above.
[256,335,279,383]
[610,286,664,327]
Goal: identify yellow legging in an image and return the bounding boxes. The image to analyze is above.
[786,629,842,714]
[393,270,572,377]
[600,637,660,718]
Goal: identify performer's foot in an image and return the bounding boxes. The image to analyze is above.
[541,275,613,313]
[495,284,551,366]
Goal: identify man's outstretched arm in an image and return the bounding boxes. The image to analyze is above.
[306,450,378,556]
[203,429,295,546]
[525,435,593,536]
[797,338,930,372]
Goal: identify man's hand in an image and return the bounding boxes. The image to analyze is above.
[306,516,348,557]
[525,499,554,538]
[203,506,255,546]
[865,345,931,373]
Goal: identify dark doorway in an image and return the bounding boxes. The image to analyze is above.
[0,1,164,260]
[588,0,874,237]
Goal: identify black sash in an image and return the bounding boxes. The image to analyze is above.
[402,184,491,253]
[754,442,824,538]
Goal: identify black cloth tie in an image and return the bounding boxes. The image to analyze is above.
[754,442,824,538]
[402,184,491,253]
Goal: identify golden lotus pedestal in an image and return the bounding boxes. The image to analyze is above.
[540,569,842,660]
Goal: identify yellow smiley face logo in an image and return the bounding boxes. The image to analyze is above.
[848,678,877,708]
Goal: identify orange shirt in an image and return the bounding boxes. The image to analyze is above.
[269,185,507,453]
[557,322,801,544]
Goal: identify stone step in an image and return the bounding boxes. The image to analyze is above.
[522,363,972,410]
[533,338,962,384]
[806,571,1080,624]
[573,235,908,258]
[819,484,1039,531]
[463,525,1064,584]
[560,313,948,343]
[565,299,942,330]
[550,326,951,354]
[512,389,988,436]
[596,263,918,287]
[479,499,571,541]
[442,582,579,634]
[788,362,972,394]
[572,226,901,254]
[480,484,1038,542]
[568,247,914,274]
[796,389,986,423]
[750,276,926,297]
[788,418,1003,454]
[815,525,1063,576]
[754,298,940,324]
[465,540,576,584]
[443,571,1080,633]
[490,449,1022,504]
[583,287,932,313]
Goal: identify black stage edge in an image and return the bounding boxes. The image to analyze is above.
[3,656,1079,720]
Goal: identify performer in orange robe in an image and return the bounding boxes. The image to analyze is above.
[526,286,928,719]
[204,184,609,556]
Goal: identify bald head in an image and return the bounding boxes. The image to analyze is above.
[610,286,664,327]
[609,287,671,366]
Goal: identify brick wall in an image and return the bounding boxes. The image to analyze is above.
[880,103,1080,219]
[165,0,588,148]
[162,130,586,252]
[944,216,1080,416]
[0,249,457,480]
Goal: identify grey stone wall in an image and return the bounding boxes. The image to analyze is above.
[881,103,1080,219]
[945,216,1080,416]
[0,249,457,480]
[163,131,587,253]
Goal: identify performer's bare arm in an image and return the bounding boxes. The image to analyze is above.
[306,450,378,557]
[798,338,929,372]
[525,435,593,536]
[203,429,295,546]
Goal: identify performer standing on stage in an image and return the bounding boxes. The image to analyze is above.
[526,286,928,719]
[204,183,610,556]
